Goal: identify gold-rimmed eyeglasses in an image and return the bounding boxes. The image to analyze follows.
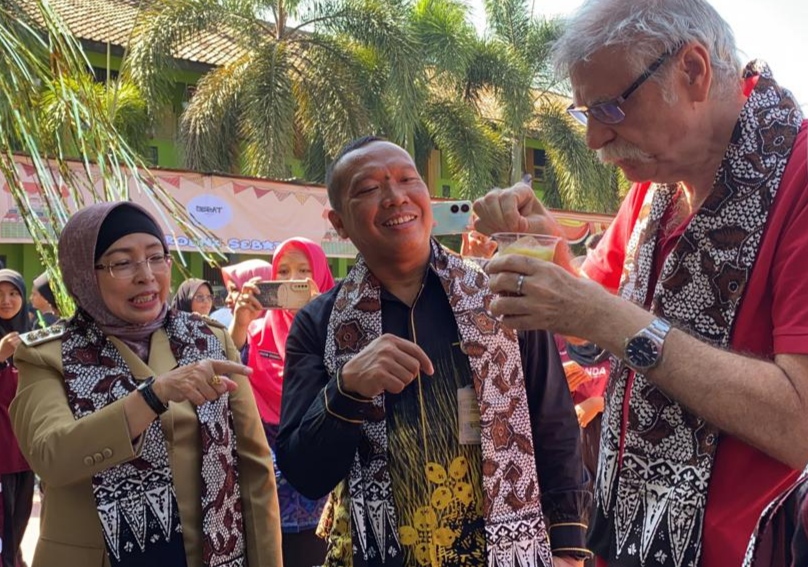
[94,253,172,279]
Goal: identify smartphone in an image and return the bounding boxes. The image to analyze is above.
[431,200,473,235]
[254,280,312,310]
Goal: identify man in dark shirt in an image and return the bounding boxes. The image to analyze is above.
[276,137,590,567]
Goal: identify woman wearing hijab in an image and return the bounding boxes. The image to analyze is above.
[208,260,272,327]
[30,272,60,328]
[0,270,34,567]
[10,202,281,567]
[170,278,214,316]
[229,238,334,567]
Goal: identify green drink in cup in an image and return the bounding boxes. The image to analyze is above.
[491,233,562,262]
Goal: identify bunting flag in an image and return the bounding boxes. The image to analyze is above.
[0,154,614,257]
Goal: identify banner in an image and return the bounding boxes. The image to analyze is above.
[0,155,613,258]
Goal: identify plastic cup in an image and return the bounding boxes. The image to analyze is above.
[491,233,562,262]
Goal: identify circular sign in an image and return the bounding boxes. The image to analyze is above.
[187,194,232,230]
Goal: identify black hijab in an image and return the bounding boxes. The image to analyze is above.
[170,278,212,313]
[0,269,30,337]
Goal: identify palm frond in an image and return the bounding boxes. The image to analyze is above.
[126,0,261,108]
[536,102,623,212]
[291,34,374,157]
[1,0,229,315]
[409,0,477,80]
[240,42,297,178]
[180,53,252,173]
[322,0,427,148]
[483,0,531,46]
[422,98,507,199]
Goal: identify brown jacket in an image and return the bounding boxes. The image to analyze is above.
[10,322,282,567]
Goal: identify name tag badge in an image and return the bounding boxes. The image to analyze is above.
[457,386,481,445]
[259,350,282,360]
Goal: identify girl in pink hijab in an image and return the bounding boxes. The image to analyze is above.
[208,259,272,326]
[229,238,334,567]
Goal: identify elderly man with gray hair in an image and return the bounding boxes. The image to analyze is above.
[473,0,808,566]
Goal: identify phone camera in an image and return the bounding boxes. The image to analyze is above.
[461,204,470,213]
[450,204,459,213]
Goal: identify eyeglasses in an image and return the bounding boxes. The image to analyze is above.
[95,253,172,279]
[567,48,676,126]
[193,294,214,303]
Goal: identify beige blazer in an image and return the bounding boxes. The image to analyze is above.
[10,321,282,567]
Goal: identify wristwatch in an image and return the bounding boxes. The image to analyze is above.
[137,376,169,415]
[623,317,672,372]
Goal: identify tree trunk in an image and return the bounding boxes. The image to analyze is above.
[510,136,524,184]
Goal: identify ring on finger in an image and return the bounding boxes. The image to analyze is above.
[516,274,526,295]
[208,374,223,387]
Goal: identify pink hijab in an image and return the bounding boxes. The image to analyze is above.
[246,238,334,424]
[221,259,272,290]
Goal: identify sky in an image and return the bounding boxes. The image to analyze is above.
[467,0,808,109]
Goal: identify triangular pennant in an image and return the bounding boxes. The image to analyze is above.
[253,187,271,199]
[314,194,329,206]
[120,493,148,551]
[295,193,309,205]
[144,485,174,539]
[232,182,252,195]
[275,190,293,202]
[158,175,181,188]
[20,163,36,178]
[97,501,122,561]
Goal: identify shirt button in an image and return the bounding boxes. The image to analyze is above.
[83,456,94,467]
[102,448,113,459]
[93,453,104,464]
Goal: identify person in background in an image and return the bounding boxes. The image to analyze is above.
[473,0,808,564]
[29,272,59,329]
[230,237,335,567]
[0,269,33,567]
[560,233,609,446]
[170,278,215,317]
[743,466,808,567]
[10,202,281,567]
[209,259,272,327]
[278,137,590,567]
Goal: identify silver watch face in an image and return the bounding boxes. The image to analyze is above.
[625,336,660,369]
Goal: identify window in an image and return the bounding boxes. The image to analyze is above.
[532,149,547,182]
[147,147,159,166]
[90,67,119,84]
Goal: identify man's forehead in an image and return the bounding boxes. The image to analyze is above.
[570,46,631,103]
[338,141,414,177]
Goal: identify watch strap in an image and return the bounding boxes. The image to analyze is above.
[138,376,169,415]
[646,317,672,341]
[624,317,672,372]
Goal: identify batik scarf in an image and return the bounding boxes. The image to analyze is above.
[322,239,552,567]
[61,309,247,567]
[594,62,803,567]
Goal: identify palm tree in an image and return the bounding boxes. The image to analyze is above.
[126,0,507,198]
[128,0,407,177]
[39,74,153,158]
[468,0,625,212]
[0,0,223,314]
